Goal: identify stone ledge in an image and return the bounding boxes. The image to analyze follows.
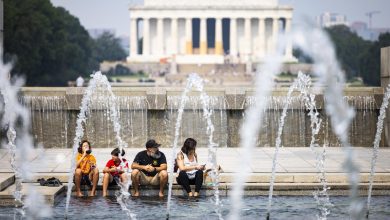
[0,174,14,191]
[0,183,65,207]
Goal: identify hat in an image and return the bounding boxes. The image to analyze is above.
[146,139,161,148]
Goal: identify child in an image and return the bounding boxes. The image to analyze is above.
[102,148,129,197]
[74,140,99,197]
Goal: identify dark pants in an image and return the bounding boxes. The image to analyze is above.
[176,170,203,193]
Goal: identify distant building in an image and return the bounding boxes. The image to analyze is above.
[127,0,296,65]
[316,12,348,28]
[350,21,390,41]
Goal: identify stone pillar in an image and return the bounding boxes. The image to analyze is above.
[230,18,237,56]
[130,18,138,56]
[284,18,293,58]
[215,18,223,55]
[258,18,265,58]
[381,46,390,147]
[272,17,279,53]
[157,17,164,55]
[143,18,150,55]
[244,17,252,57]
[171,18,178,55]
[200,17,207,55]
[185,18,193,54]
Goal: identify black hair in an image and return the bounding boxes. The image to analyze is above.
[181,138,197,155]
[78,140,91,154]
[111,148,125,157]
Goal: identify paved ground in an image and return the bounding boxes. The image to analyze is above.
[0,147,389,205]
[0,147,389,174]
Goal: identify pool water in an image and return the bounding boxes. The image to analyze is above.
[0,195,389,219]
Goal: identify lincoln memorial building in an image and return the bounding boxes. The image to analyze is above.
[127,0,296,66]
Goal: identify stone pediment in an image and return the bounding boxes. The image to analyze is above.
[144,0,278,7]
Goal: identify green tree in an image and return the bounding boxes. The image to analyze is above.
[325,25,372,80]
[4,0,97,86]
[92,32,127,63]
[360,33,390,86]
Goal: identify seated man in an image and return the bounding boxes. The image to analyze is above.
[131,139,168,197]
[102,148,129,197]
[74,140,99,197]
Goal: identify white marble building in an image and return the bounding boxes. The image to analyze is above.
[127,0,295,65]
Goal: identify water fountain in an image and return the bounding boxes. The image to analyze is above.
[64,71,133,218]
[266,72,332,219]
[229,23,364,219]
[0,55,51,218]
[166,73,222,219]
[366,84,390,218]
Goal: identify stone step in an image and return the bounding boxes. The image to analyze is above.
[25,172,390,184]
[0,183,65,207]
[0,174,15,191]
[69,182,390,197]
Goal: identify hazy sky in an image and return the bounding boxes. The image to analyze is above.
[50,0,390,36]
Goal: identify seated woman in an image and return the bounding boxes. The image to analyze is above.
[74,140,99,197]
[176,138,205,197]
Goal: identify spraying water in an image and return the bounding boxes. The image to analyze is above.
[266,72,328,218]
[0,55,51,218]
[366,84,390,218]
[166,73,221,219]
[291,25,363,219]
[229,23,361,219]
[265,71,331,219]
[65,71,132,218]
[228,53,284,220]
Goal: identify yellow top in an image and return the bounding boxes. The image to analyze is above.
[76,153,96,174]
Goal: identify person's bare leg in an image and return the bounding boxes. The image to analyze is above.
[193,192,199,197]
[89,168,99,196]
[131,169,140,197]
[74,168,83,197]
[158,170,168,197]
[102,173,110,197]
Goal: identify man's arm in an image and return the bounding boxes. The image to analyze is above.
[155,163,167,172]
[131,162,154,172]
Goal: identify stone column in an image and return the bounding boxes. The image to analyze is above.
[381,46,390,147]
[185,18,193,54]
[171,18,178,55]
[157,17,164,55]
[230,18,237,56]
[142,18,150,55]
[200,17,207,55]
[130,18,138,56]
[258,17,265,58]
[272,17,279,53]
[215,18,223,55]
[284,18,292,58]
[244,17,251,56]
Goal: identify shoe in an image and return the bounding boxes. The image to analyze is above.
[45,177,62,187]
[37,178,46,186]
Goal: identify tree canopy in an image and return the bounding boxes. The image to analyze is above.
[324,25,390,86]
[4,0,127,86]
[325,25,372,80]
[360,33,390,86]
[92,32,127,63]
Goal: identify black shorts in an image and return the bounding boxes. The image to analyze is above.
[74,174,91,186]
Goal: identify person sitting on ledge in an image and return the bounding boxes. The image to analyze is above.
[74,140,99,197]
[102,148,129,197]
[131,139,168,197]
[176,138,205,197]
